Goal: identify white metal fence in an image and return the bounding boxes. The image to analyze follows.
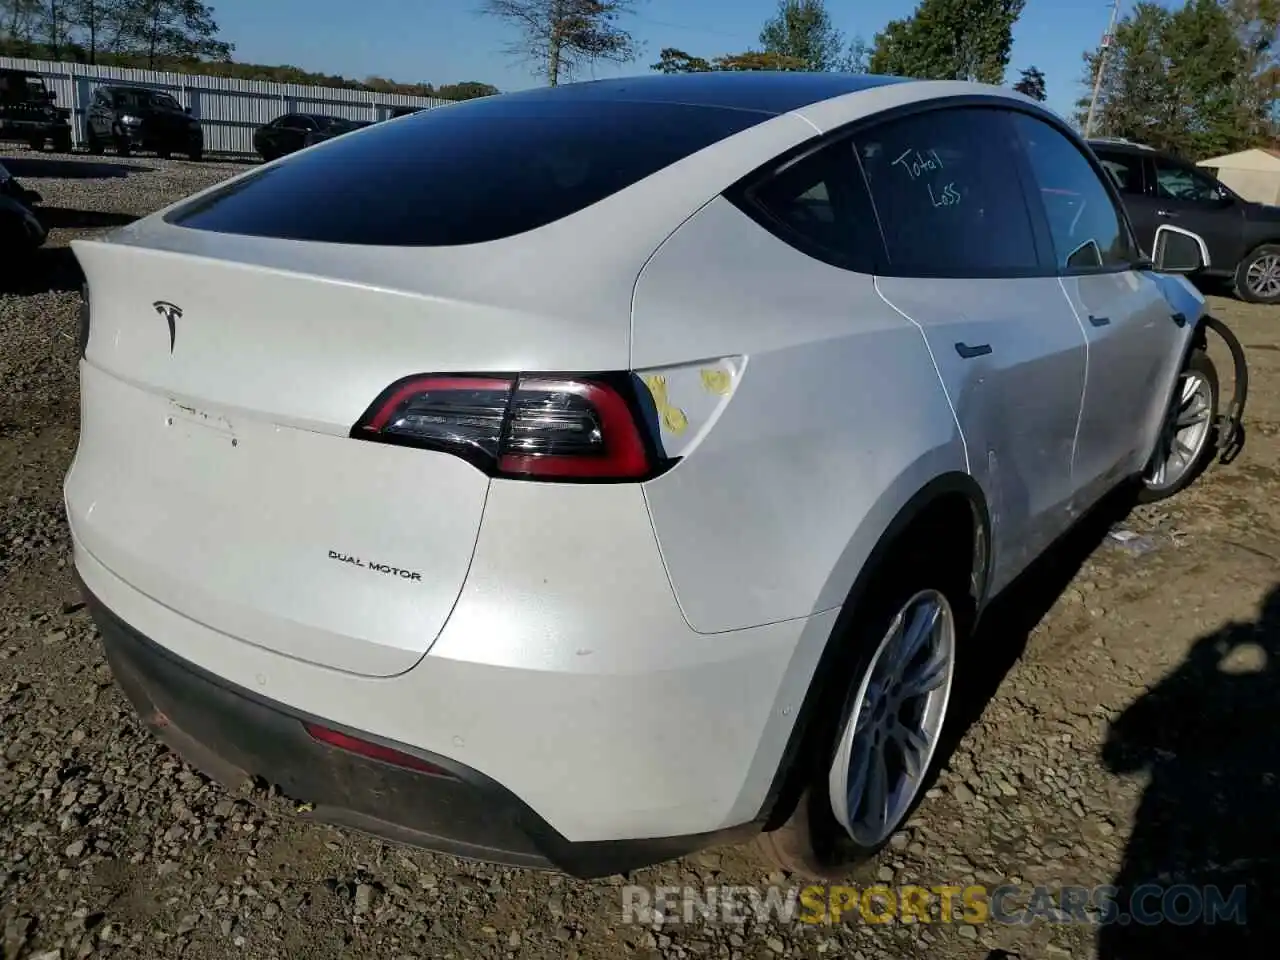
[0,56,450,156]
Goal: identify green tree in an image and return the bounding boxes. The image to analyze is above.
[1076,0,1278,157]
[1013,64,1046,100]
[480,0,640,86]
[714,50,808,71]
[758,0,844,71]
[868,0,1026,84]
[650,46,712,72]
[435,81,500,99]
[115,0,231,65]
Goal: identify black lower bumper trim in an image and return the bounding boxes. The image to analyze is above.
[83,583,757,878]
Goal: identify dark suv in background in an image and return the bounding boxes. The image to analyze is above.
[0,67,72,152]
[86,85,203,160]
[1089,136,1280,303]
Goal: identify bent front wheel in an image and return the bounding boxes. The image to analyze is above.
[1138,350,1218,503]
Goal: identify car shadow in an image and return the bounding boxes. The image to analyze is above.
[36,207,139,230]
[1095,585,1280,959]
[934,485,1139,767]
[1,247,85,295]
[1,157,152,179]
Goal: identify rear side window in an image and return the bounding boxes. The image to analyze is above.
[855,107,1040,275]
[168,97,771,246]
[1093,149,1146,196]
[737,138,882,272]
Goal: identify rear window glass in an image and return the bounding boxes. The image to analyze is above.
[167,97,770,246]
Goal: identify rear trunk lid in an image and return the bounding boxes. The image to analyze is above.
[66,236,630,678]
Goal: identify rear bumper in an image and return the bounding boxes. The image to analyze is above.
[87,583,759,877]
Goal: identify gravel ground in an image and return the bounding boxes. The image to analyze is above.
[3,149,1280,960]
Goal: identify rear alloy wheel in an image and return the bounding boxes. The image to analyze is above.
[1235,244,1280,304]
[1138,350,1218,503]
[758,567,964,879]
[828,589,955,847]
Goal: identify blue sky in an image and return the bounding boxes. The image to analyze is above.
[212,0,1132,120]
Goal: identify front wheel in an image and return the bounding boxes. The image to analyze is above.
[1234,244,1280,303]
[1138,350,1219,503]
[758,565,965,879]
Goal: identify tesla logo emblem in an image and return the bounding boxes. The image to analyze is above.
[153,301,182,353]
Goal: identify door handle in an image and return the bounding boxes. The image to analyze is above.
[954,341,992,359]
[1088,314,1111,327]
[1157,209,1177,218]
[1171,311,1187,327]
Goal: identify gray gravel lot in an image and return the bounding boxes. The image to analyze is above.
[2,149,1280,960]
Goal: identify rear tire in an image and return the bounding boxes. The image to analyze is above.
[757,548,971,880]
[1137,350,1219,503]
[1234,244,1280,303]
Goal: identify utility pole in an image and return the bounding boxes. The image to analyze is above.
[1084,0,1123,138]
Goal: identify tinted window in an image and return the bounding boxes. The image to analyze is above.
[1154,158,1227,202]
[148,92,183,112]
[169,98,769,246]
[1012,113,1136,270]
[742,139,881,271]
[855,107,1039,275]
[1092,149,1145,195]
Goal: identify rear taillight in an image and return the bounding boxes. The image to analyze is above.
[351,373,663,481]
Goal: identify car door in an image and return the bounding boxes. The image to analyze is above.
[1145,154,1246,270]
[1011,113,1187,507]
[283,116,316,153]
[88,90,109,137]
[1093,146,1160,249]
[859,106,1088,593]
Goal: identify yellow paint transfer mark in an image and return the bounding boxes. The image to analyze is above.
[700,367,732,396]
[642,373,689,435]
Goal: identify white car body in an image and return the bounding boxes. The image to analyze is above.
[65,73,1205,876]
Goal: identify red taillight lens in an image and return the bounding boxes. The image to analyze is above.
[353,373,659,481]
[304,722,454,778]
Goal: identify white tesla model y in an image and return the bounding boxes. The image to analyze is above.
[65,72,1219,879]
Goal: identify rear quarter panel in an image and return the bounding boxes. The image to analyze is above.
[633,196,968,635]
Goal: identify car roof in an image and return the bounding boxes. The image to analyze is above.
[494,72,913,116]
[1087,137,1158,153]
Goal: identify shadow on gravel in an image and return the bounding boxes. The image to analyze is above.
[1095,584,1280,959]
[936,485,1140,763]
[36,206,139,230]
[0,247,84,295]
[0,157,152,179]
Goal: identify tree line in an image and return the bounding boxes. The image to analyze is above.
[0,0,498,100]
[484,0,1280,159]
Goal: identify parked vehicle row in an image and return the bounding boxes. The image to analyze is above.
[2,67,401,163]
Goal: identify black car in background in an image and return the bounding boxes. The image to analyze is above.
[0,158,47,271]
[86,85,203,160]
[253,114,369,161]
[1089,136,1280,303]
[0,68,72,152]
